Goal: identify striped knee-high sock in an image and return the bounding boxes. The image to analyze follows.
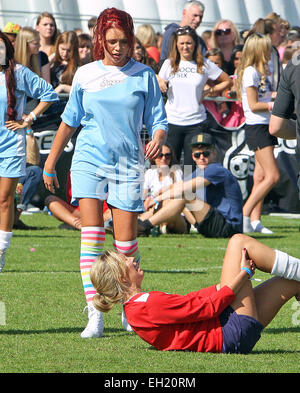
[80,226,105,303]
[113,238,140,265]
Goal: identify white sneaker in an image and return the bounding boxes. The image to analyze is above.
[80,304,104,338]
[252,221,273,234]
[122,309,133,332]
[160,224,167,234]
[190,225,198,233]
[0,249,7,273]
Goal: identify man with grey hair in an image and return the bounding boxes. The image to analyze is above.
[160,1,206,63]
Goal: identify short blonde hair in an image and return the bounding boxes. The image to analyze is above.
[90,250,130,313]
[136,24,156,48]
[211,19,240,48]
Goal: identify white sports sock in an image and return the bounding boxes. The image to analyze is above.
[243,216,253,233]
[272,250,300,281]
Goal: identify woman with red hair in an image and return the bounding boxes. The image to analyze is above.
[0,31,58,272]
[43,8,168,338]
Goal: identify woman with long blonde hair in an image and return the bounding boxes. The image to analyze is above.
[90,235,300,354]
[50,31,80,94]
[14,27,50,82]
[237,33,279,234]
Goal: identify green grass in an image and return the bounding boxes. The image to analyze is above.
[0,213,300,373]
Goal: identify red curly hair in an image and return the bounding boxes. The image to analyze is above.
[93,8,135,60]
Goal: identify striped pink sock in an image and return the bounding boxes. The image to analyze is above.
[113,238,140,265]
[80,226,105,303]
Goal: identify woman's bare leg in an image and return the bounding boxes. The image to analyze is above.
[220,234,300,327]
[0,177,18,232]
[46,195,81,229]
[243,146,279,217]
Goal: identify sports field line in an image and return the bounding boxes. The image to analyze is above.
[1,266,223,275]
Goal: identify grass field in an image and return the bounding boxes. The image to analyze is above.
[0,212,300,374]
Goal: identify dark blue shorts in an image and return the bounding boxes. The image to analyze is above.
[220,306,264,354]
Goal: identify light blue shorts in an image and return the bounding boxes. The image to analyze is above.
[0,155,26,178]
[71,170,144,212]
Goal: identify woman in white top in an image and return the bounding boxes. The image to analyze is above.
[159,26,231,167]
[237,33,279,234]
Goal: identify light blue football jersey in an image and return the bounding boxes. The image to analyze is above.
[62,59,168,181]
[0,64,59,158]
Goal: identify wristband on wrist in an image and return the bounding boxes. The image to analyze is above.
[153,197,159,207]
[241,267,253,279]
[267,101,274,112]
[43,170,56,178]
[26,128,33,135]
[30,111,37,121]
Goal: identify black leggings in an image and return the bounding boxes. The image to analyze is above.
[167,119,211,168]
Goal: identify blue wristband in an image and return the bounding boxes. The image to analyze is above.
[241,267,253,278]
[153,197,159,207]
[43,170,56,178]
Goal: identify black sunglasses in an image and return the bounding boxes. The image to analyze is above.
[216,28,231,36]
[158,153,171,159]
[176,26,193,35]
[193,151,211,159]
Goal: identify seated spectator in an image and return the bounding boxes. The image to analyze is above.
[35,12,58,62]
[2,22,21,47]
[78,33,93,65]
[90,234,300,354]
[210,19,240,75]
[140,144,190,234]
[136,24,160,64]
[15,26,50,83]
[50,31,80,94]
[138,133,243,238]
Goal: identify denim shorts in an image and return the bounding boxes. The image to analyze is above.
[220,306,264,354]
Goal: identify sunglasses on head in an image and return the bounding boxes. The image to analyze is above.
[216,28,231,36]
[193,150,211,159]
[158,153,171,159]
[176,26,193,35]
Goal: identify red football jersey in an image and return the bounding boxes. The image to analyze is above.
[124,285,235,353]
